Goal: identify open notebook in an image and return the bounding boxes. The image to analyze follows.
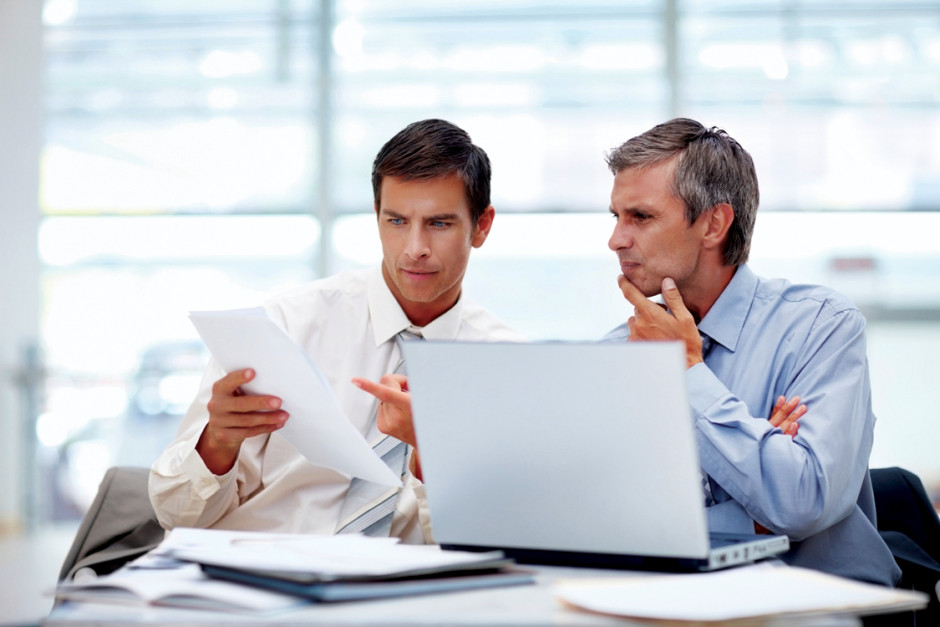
[402,340,789,572]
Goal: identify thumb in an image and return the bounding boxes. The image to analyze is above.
[660,277,688,314]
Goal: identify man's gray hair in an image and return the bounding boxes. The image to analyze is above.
[605,118,759,267]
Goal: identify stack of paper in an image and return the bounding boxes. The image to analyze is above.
[555,562,928,622]
[161,528,533,602]
[54,563,307,614]
[55,528,533,610]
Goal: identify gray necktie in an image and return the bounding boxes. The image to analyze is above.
[335,330,421,536]
[699,330,715,507]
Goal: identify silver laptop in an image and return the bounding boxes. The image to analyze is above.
[401,340,789,572]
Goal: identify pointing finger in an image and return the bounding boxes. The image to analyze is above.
[352,377,410,405]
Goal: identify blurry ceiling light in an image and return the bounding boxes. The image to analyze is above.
[763,53,789,81]
[699,43,784,71]
[199,50,262,78]
[365,84,440,108]
[847,41,879,66]
[447,46,546,72]
[846,36,909,68]
[882,35,911,65]
[454,83,533,107]
[340,51,402,73]
[796,41,832,69]
[333,19,365,57]
[580,44,660,71]
[409,52,439,71]
[43,0,76,25]
[207,87,239,110]
[926,38,940,64]
[39,216,318,266]
[340,120,366,147]
[333,215,380,265]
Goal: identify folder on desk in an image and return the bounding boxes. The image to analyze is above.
[199,563,534,603]
[160,528,534,602]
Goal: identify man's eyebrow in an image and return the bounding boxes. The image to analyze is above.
[379,209,460,221]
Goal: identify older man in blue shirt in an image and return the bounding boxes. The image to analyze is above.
[603,118,900,586]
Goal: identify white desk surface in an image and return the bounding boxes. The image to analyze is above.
[42,563,862,627]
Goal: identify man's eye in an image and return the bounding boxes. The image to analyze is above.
[389,218,404,225]
[430,220,449,228]
[635,213,651,222]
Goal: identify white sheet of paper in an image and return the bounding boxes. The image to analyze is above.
[189,307,399,487]
[555,562,929,621]
[55,563,306,613]
[155,528,504,579]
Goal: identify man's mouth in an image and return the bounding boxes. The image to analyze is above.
[402,268,435,279]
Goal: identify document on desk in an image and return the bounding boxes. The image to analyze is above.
[189,308,399,487]
[554,562,929,622]
[53,562,308,613]
[158,527,514,582]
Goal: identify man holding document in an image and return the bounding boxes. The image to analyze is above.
[149,118,520,542]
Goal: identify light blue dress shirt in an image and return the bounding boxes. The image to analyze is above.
[604,264,901,586]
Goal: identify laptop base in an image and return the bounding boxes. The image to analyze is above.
[441,543,711,573]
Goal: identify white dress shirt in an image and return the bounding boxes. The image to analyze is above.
[149,266,522,543]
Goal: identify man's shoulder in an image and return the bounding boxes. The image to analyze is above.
[265,268,371,308]
[752,273,863,330]
[458,299,526,341]
[755,274,859,315]
[261,268,373,329]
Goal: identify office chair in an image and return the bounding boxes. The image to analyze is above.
[58,466,165,581]
[870,466,940,626]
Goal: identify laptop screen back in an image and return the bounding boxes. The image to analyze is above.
[402,340,711,562]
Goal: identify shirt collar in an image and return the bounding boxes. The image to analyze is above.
[696,264,758,353]
[367,266,466,347]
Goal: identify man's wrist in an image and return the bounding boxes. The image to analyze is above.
[196,427,239,476]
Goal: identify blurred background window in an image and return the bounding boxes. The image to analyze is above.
[30,0,940,524]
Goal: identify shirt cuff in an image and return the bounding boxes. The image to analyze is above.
[409,474,434,544]
[177,431,236,501]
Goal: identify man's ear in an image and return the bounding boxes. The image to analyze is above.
[703,203,734,251]
[471,205,495,248]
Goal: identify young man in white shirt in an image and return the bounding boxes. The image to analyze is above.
[149,119,521,543]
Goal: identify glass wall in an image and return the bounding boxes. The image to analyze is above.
[36,0,940,522]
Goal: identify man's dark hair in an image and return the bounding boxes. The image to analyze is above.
[605,118,759,267]
[372,119,492,225]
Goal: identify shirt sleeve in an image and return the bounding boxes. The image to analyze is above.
[148,358,256,530]
[690,306,874,541]
[390,461,434,544]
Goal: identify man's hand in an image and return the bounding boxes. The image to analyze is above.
[769,395,806,438]
[618,275,703,369]
[352,375,415,446]
[196,369,288,476]
[754,396,805,534]
[352,375,422,480]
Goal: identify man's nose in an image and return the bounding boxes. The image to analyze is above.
[405,227,431,259]
[608,222,633,251]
